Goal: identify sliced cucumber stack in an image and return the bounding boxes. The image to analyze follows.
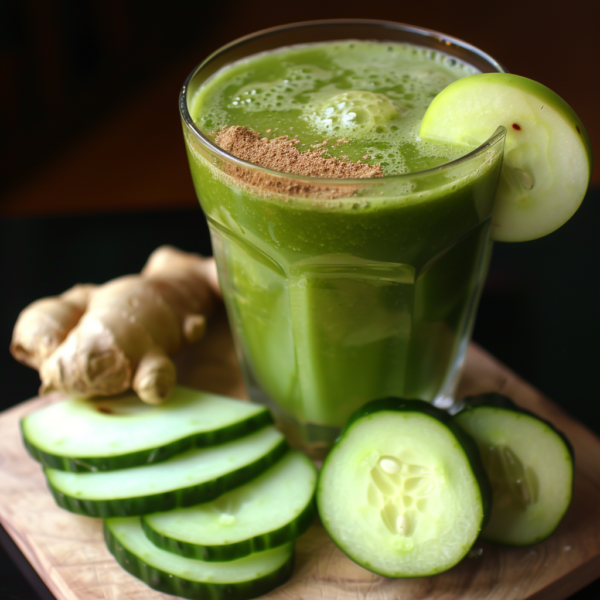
[317,398,491,577]
[143,450,317,561]
[23,386,318,598]
[105,517,294,600]
[452,393,574,546]
[46,425,287,517]
[22,386,272,472]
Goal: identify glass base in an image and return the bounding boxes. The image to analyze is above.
[244,380,338,461]
[246,350,469,460]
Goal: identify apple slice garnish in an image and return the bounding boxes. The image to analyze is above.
[419,73,592,242]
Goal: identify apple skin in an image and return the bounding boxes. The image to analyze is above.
[419,73,593,242]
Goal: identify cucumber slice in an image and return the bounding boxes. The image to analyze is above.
[309,90,398,137]
[452,393,574,546]
[317,398,491,577]
[419,73,592,242]
[105,517,294,600]
[21,386,273,472]
[143,450,317,561]
[45,426,287,517]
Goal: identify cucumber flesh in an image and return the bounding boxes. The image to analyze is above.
[105,517,294,600]
[452,394,574,546]
[21,386,272,472]
[143,450,317,561]
[45,426,287,517]
[317,398,490,577]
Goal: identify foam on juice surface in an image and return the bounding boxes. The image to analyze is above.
[192,41,480,176]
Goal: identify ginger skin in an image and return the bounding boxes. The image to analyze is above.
[10,246,221,404]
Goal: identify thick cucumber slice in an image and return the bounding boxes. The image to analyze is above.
[419,73,592,242]
[105,517,294,600]
[452,393,574,546]
[21,386,272,472]
[317,398,491,577]
[143,450,317,561]
[45,426,287,517]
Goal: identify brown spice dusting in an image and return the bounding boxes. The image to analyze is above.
[211,126,384,200]
[215,126,383,180]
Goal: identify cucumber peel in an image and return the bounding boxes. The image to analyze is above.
[104,517,294,600]
[317,398,491,577]
[142,450,317,561]
[45,426,287,517]
[24,388,313,598]
[21,386,273,472]
[452,393,574,546]
[419,73,592,242]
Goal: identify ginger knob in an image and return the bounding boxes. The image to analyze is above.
[11,246,221,404]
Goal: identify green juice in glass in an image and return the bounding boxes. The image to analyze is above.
[182,35,505,445]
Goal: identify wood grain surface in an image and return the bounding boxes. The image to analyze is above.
[1,307,599,600]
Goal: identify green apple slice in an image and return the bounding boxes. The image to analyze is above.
[419,73,592,242]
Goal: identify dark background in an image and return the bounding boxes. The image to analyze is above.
[1,0,599,215]
[1,1,599,598]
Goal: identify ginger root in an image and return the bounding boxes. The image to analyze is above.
[10,246,221,404]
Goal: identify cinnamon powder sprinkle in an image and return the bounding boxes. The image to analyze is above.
[215,126,383,181]
[209,126,385,200]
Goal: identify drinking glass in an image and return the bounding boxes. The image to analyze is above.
[180,20,506,454]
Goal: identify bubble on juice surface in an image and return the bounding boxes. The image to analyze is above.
[222,64,335,113]
[305,91,399,138]
[193,40,480,175]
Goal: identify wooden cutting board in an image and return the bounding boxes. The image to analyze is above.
[1,308,600,600]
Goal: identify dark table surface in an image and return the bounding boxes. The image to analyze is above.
[1,191,599,599]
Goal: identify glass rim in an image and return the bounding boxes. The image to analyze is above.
[179,19,507,185]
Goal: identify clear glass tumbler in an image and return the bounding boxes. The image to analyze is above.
[180,20,506,454]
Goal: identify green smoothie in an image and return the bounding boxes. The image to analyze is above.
[192,41,479,173]
[183,39,505,437]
